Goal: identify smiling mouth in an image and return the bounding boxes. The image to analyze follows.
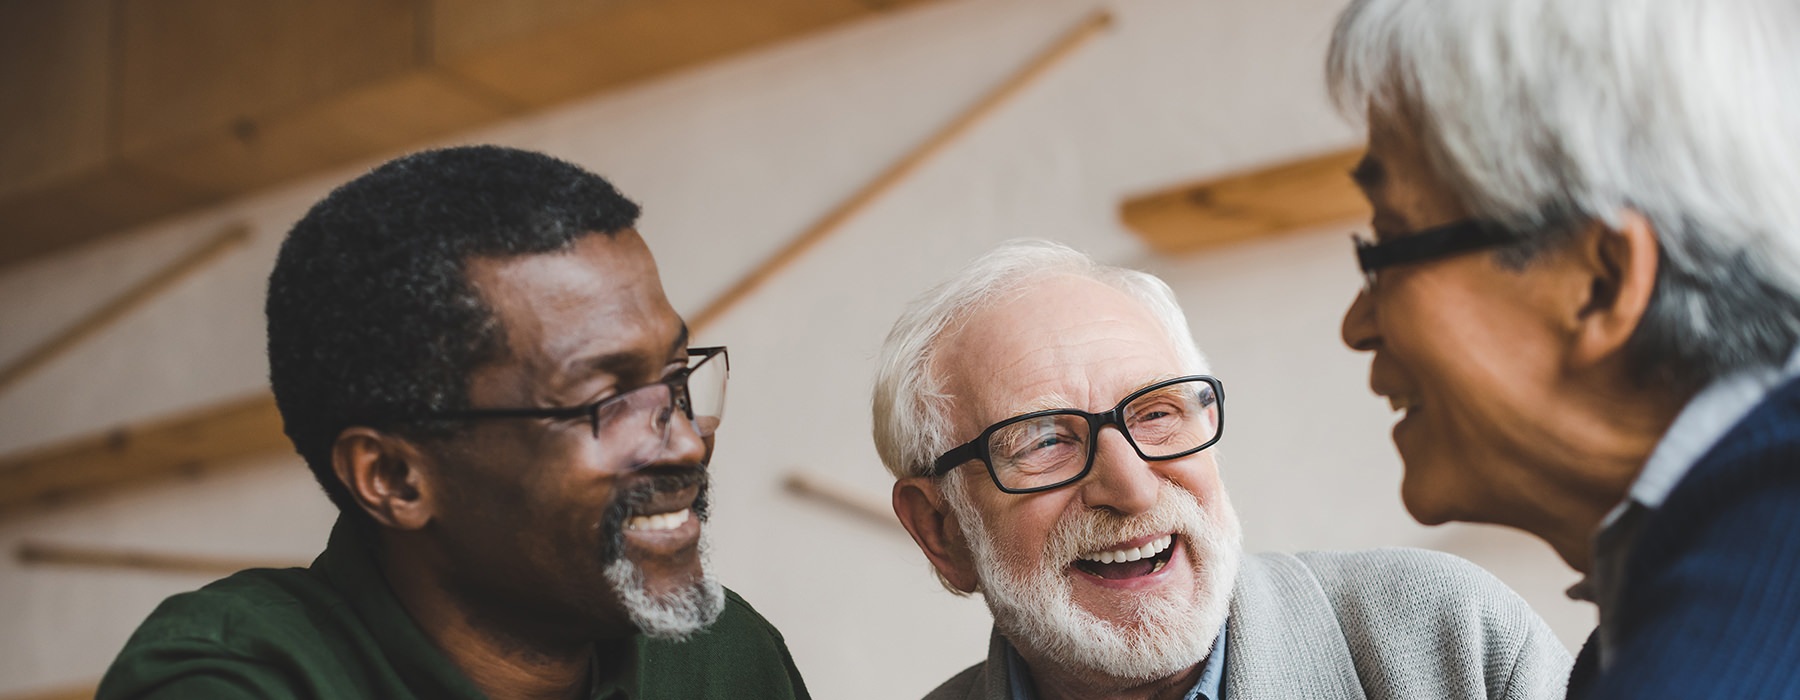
[1071,534,1177,580]
[626,508,692,532]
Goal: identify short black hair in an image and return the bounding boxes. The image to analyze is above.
[266,145,641,516]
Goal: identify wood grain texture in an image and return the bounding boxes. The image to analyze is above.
[1121,148,1368,254]
[0,392,287,518]
[2,0,945,269]
[439,0,874,107]
[115,0,421,155]
[123,71,518,197]
[0,0,112,199]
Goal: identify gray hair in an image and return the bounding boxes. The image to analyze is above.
[1328,0,1800,391]
[872,240,1210,480]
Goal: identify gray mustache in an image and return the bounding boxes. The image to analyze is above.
[598,466,710,564]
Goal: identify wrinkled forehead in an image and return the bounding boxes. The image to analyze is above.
[937,275,1186,428]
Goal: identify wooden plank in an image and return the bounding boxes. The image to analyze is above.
[783,471,899,532]
[0,166,209,271]
[440,0,898,108]
[690,8,1114,329]
[0,223,250,394]
[16,541,303,576]
[0,0,112,199]
[0,393,288,518]
[1120,148,1368,254]
[0,685,94,700]
[3,0,950,270]
[124,71,518,197]
[115,0,421,155]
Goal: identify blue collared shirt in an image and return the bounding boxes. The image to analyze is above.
[1004,623,1227,700]
[1573,347,1800,668]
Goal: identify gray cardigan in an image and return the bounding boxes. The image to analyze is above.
[925,548,1571,700]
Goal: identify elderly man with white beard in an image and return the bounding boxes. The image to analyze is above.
[872,240,1571,700]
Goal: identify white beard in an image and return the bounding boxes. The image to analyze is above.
[945,474,1242,684]
[603,533,726,642]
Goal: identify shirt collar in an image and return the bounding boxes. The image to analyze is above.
[312,517,490,699]
[1571,346,1800,606]
[1601,347,1800,528]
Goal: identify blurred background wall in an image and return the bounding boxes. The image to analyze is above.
[0,1,1593,698]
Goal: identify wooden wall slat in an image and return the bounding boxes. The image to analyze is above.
[0,394,287,518]
[1,0,947,271]
[1121,148,1368,254]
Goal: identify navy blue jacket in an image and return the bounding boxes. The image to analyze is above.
[1568,376,1800,698]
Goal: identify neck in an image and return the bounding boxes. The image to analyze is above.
[1506,376,1687,573]
[1018,647,1205,700]
[379,534,621,700]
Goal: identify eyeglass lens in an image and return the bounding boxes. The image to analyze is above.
[591,350,729,457]
[987,379,1218,491]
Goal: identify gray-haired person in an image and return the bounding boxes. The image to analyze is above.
[1328,0,1800,696]
[874,239,1569,700]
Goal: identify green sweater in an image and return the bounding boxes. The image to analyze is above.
[97,519,811,700]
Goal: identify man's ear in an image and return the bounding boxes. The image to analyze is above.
[893,477,980,594]
[1568,209,1659,369]
[332,427,436,531]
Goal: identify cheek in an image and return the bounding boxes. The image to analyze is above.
[976,492,1075,567]
[1388,286,1556,414]
[1165,453,1227,505]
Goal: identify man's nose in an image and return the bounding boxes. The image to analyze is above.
[631,396,708,471]
[1078,427,1160,515]
[1341,286,1380,352]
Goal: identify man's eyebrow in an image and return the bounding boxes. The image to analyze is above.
[1350,154,1384,192]
[670,323,690,358]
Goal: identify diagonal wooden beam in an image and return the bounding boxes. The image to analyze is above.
[689,8,1114,329]
[782,470,900,532]
[1120,148,1367,255]
[0,393,287,518]
[15,540,303,577]
[0,223,250,395]
[0,685,94,700]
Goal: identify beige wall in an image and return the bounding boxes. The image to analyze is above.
[0,1,1593,698]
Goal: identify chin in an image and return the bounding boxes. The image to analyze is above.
[603,540,725,641]
[1399,469,1475,526]
[1396,459,1453,524]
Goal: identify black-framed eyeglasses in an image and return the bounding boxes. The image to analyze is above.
[932,375,1224,494]
[1352,219,1521,291]
[414,346,728,450]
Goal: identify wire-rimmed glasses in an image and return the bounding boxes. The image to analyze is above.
[414,346,728,461]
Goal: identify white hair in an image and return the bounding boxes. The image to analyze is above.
[945,474,1241,684]
[1328,0,1800,391]
[871,239,1210,480]
[603,534,725,641]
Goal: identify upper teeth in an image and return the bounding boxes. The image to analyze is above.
[1388,395,1415,412]
[626,508,691,532]
[1078,534,1174,564]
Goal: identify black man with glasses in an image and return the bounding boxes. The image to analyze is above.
[98,146,810,700]
[872,239,1568,700]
